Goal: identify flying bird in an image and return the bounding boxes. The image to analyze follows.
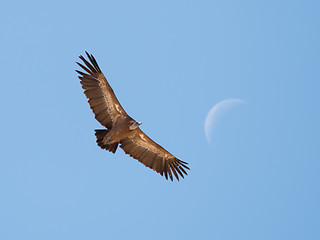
[76,52,189,181]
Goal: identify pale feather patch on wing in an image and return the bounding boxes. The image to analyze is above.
[114,104,120,112]
[96,76,123,126]
[139,134,148,142]
[135,133,170,158]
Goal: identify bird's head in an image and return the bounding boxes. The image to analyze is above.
[129,121,142,130]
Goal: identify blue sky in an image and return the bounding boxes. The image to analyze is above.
[1,0,319,239]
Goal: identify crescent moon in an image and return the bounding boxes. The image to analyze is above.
[204,98,245,144]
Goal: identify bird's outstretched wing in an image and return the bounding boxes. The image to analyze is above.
[120,129,189,181]
[76,52,128,129]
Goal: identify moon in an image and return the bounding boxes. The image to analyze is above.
[204,98,245,144]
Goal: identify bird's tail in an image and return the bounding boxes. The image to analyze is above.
[94,129,118,154]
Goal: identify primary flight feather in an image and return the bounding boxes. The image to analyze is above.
[76,52,189,181]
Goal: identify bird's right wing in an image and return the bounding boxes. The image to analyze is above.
[120,129,189,181]
[76,52,128,129]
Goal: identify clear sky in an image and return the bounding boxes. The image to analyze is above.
[1,0,319,239]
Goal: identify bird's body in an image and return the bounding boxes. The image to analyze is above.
[103,117,135,144]
[76,52,189,181]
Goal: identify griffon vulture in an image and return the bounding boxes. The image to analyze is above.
[76,52,189,181]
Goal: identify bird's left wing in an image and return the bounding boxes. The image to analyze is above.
[76,52,128,129]
[120,129,189,181]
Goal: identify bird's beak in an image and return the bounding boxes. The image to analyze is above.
[129,121,142,130]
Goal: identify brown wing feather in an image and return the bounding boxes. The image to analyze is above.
[76,52,128,129]
[120,129,189,181]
